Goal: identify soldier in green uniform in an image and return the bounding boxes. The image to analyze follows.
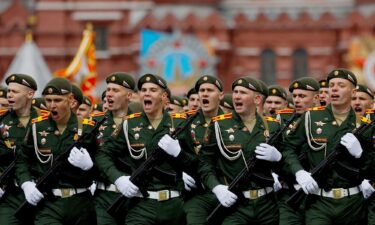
[220,93,234,113]
[96,73,188,225]
[268,77,320,225]
[318,79,330,106]
[168,95,184,114]
[263,85,288,116]
[256,79,268,116]
[187,87,200,111]
[32,98,48,111]
[92,72,135,225]
[159,75,225,225]
[71,84,84,114]
[198,76,281,225]
[15,77,97,225]
[76,96,92,118]
[0,86,9,109]
[282,69,374,225]
[0,74,38,225]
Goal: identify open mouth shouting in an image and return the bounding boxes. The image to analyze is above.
[330,94,340,101]
[201,99,210,108]
[143,99,153,110]
[50,110,59,120]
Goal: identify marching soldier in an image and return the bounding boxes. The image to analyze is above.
[263,85,288,116]
[352,84,374,116]
[76,96,93,118]
[168,95,184,114]
[256,79,268,116]
[318,79,330,106]
[96,74,187,225]
[92,72,136,225]
[32,98,48,111]
[0,74,38,225]
[187,87,200,111]
[282,69,374,225]
[198,76,281,225]
[220,93,234,113]
[71,84,84,114]
[15,77,97,224]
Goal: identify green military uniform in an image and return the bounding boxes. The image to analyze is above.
[15,78,97,225]
[198,77,279,225]
[92,72,135,225]
[96,74,188,225]
[220,94,234,112]
[364,108,375,225]
[282,69,374,225]
[72,85,84,105]
[0,74,38,225]
[32,98,48,111]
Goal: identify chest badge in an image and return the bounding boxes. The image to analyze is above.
[132,126,142,132]
[41,138,47,145]
[225,128,235,134]
[316,128,322,134]
[229,134,235,141]
[191,124,196,129]
[134,133,140,140]
[99,125,107,131]
[315,121,326,126]
[39,131,49,137]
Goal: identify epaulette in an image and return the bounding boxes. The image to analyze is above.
[264,116,280,123]
[185,109,198,115]
[308,106,326,111]
[365,109,375,114]
[212,113,232,122]
[82,118,96,126]
[32,115,49,123]
[361,116,371,124]
[89,111,105,117]
[171,113,187,119]
[276,108,295,114]
[0,109,9,116]
[127,112,142,119]
[40,109,50,116]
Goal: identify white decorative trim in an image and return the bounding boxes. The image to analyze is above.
[72,12,123,21]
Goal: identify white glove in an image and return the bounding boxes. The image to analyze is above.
[212,185,237,208]
[158,134,181,157]
[295,170,319,194]
[272,172,282,192]
[68,147,93,171]
[340,133,363,158]
[21,181,44,206]
[115,176,140,198]
[361,179,375,199]
[182,172,197,191]
[0,187,4,199]
[255,143,282,162]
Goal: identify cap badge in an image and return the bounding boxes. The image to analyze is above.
[334,70,339,76]
[203,76,208,81]
[272,89,277,94]
[146,76,151,81]
[48,88,53,94]
[111,76,116,81]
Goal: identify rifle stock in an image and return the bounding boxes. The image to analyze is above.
[286,118,375,209]
[207,112,300,223]
[107,111,200,219]
[14,115,107,220]
[0,160,15,187]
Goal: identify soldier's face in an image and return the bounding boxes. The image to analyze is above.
[0,98,9,109]
[188,94,200,111]
[106,83,131,113]
[263,96,287,116]
[329,78,355,109]
[140,83,165,115]
[351,92,374,115]
[319,87,330,106]
[292,89,317,114]
[233,86,259,116]
[45,94,72,123]
[76,104,92,118]
[7,83,34,112]
[198,83,223,115]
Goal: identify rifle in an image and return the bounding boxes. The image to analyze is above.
[0,160,15,190]
[286,118,375,209]
[206,112,300,223]
[107,111,200,219]
[14,115,107,220]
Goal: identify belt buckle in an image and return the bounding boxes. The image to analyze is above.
[332,188,342,199]
[158,190,169,201]
[61,188,71,198]
[249,190,258,200]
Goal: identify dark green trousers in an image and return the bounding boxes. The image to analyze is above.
[277,189,304,225]
[222,193,278,225]
[305,193,365,225]
[0,188,29,225]
[94,189,122,225]
[183,192,217,225]
[126,197,186,225]
[34,191,96,225]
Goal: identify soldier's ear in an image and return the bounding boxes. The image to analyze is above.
[218,91,224,101]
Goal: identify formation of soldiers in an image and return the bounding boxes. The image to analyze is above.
[0,69,374,225]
